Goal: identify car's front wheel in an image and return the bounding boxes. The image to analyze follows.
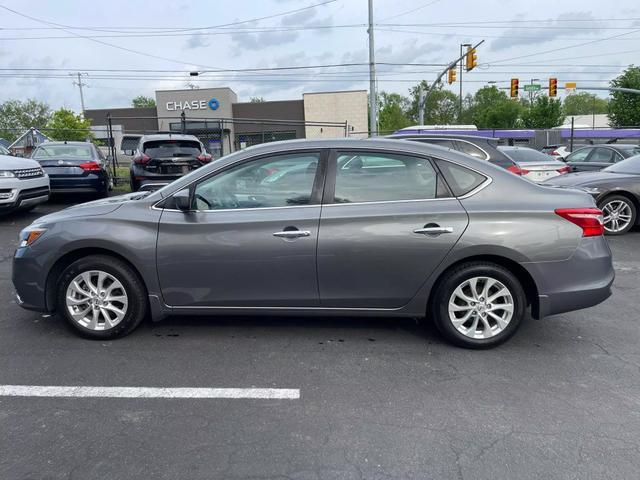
[56,255,147,339]
[431,262,526,349]
[598,195,636,235]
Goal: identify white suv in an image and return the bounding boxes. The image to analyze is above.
[0,154,50,215]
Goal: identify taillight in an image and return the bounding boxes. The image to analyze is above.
[134,153,151,164]
[196,153,212,163]
[507,165,530,175]
[79,161,101,171]
[555,208,604,237]
[557,166,571,174]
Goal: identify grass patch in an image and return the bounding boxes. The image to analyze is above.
[112,167,131,193]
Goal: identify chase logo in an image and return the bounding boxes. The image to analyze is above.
[208,98,220,110]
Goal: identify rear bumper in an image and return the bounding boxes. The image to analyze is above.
[523,236,614,319]
[49,174,106,193]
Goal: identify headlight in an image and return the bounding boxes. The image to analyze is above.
[19,227,46,248]
[0,170,15,178]
[582,187,601,194]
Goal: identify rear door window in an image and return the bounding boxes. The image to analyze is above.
[143,140,202,158]
[333,152,439,203]
[587,148,615,163]
[435,160,487,197]
[457,141,488,160]
[566,148,592,163]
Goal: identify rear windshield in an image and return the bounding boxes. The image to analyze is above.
[143,140,201,158]
[32,144,93,159]
[500,148,553,163]
[603,155,640,174]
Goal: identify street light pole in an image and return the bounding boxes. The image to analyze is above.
[367,0,378,136]
[459,43,470,122]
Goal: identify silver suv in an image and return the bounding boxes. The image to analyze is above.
[13,139,613,348]
[0,154,50,215]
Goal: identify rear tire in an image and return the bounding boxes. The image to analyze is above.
[430,262,526,349]
[598,195,636,235]
[56,255,147,339]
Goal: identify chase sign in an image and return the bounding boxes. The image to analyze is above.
[165,98,220,111]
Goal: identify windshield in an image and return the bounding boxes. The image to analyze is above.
[603,154,640,174]
[500,147,555,163]
[32,144,93,159]
[143,140,202,158]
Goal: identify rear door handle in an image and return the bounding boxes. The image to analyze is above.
[272,230,311,239]
[413,227,453,235]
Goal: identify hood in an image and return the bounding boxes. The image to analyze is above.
[0,154,41,170]
[30,192,150,226]
[543,171,620,187]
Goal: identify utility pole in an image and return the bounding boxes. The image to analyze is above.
[418,88,425,125]
[71,72,88,112]
[367,0,378,136]
[458,44,470,122]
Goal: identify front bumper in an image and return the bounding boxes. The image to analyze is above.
[13,248,49,313]
[524,235,614,319]
[0,177,50,213]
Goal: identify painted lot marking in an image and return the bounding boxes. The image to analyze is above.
[0,385,300,399]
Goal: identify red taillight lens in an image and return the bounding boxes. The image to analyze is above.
[134,153,151,164]
[196,153,212,163]
[555,208,604,237]
[79,161,101,171]
[557,166,571,174]
[507,165,530,175]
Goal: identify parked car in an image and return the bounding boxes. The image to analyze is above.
[0,153,50,215]
[541,144,571,160]
[498,146,570,182]
[13,139,613,348]
[563,144,640,172]
[387,133,518,171]
[545,154,640,235]
[130,134,212,191]
[31,141,112,197]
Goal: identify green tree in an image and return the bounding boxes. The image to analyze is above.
[408,81,459,125]
[521,95,564,129]
[131,95,156,108]
[47,108,92,141]
[466,86,523,128]
[377,91,411,133]
[563,92,608,116]
[0,99,50,142]
[608,65,640,127]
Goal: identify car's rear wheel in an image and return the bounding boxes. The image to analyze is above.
[431,262,526,349]
[598,195,636,235]
[56,255,147,339]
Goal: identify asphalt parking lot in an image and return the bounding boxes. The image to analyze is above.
[1,196,639,480]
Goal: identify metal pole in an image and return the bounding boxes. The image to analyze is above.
[459,44,463,122]
[181,111,186,134]
[367,0,378,136]
[418,88,425,125]
[570,117,575,153]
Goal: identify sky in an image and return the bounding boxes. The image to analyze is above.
[0,0,639,111]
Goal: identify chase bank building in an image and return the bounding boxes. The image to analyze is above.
[86,87,368,159]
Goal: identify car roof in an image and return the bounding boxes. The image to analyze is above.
[39,141,94,146]
[140,133,200,142]
[387,133,496,142]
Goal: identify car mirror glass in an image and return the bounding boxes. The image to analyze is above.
[173,188,191,211]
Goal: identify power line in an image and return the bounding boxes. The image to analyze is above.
[379,0,443,22]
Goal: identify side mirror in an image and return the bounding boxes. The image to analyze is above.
[173,188,191,211]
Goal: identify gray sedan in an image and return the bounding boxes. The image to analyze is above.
[12,139,614,348]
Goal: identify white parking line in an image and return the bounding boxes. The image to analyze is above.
[0,385,300,399]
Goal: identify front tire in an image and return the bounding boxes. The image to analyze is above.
[430,262,526,349]
[56,255,147,339]
[598,195,636,235]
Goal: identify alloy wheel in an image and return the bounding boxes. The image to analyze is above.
[448,276,514,339]
[65,270,129,331]
[602,200,633,234]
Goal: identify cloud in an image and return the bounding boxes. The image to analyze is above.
[184,34,210,50]
[490,12,604,51]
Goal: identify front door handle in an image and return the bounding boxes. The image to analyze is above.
[413,226,453,235]
[272,230,311,239]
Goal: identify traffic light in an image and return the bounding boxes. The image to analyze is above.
[447,68,457,84]
[549,77,558,97]
[465,46,477,71]
[510,78,519,98]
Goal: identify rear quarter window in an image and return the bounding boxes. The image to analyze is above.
[435,159,488,197]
